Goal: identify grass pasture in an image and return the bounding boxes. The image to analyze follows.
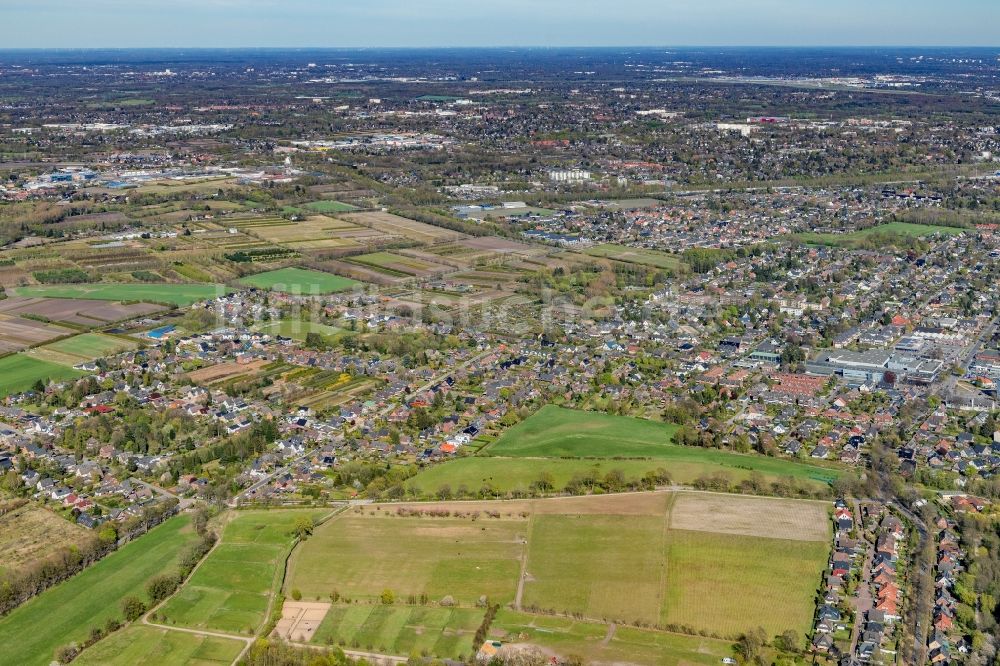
[485,405,680,458]
[288,512,525,607]
[256,319,346,341]
[312,605,482,659]
[74,625,244,666]
[238,267,361,295]
[408,453,837,498]
[159,509,325,635]
[28,333,137,367]
[661,528,828,636]
[582,243,684,271]
[0,515,197,666]
[476,406,839,487]
[301,200,358,213]
[0,502,91,578]
[791,221,966,248]
[13,283,227,307]
[492,609,734,666]
[0,354,85,397]
[289,492,830,653]
[523,514,666,624]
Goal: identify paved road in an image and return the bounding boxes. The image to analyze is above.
[848,500,875,658]
[130,477,197,509]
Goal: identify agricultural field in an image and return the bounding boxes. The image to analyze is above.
[791,221,967,247]
[310,605,483,659]
[232,215,376,250]
[288,492,829,659]
[270,366,381,411]
[74,626,244,666]
[0,312,75,354]
[0,354,85,397]
[187,359,269,385]
[342,211,466,244]
[300,200,358,213]
[0,296,164,328]
[0,501,92,578]
[288,511,525,606]
[237,267,361,294]
[582,243,684,271]
[490,610,734,666]
[158,509,325,635]
[134,176,239,195]
[13,283,228,307]
[346,251,453,278]
[27,333,137,367]
[0,515,198,666]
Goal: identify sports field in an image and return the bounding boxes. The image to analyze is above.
[237,267,361,294]
[582,243,683,270]
[27,333,137,367]
[159,509,325,635]
[0,354,85,397]
[74,625,244,666]
[289,492,830,651]
[14,283,227,307]
[0,515,197,666]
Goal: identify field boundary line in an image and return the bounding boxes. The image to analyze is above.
[514,514,533,611]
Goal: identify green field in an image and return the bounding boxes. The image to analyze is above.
[662,528,828,636]
[159,509,325,635]
[477,406,838,483]
[0,354,85,397]
[288,513,524,606]
[524,514,665,623]
[348,252,433,274]
[301,200,358,213]
[14,283,227,307]
[256,319,346,341]
[0,516,197,666]
[28,333,137,366]
[312,605,482,659]
[74,625,244,666]
[289,492,829,658]
[492,610,735,666]
[487,406,681,458]
[237,268,361,295]
[582,243,683,270]
[791,221,966,247]
[410,451,837,497]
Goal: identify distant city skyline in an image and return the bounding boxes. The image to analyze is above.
[2,0,999,49]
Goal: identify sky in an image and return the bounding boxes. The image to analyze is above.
[1,0,999,49]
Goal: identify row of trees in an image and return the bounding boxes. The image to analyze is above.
[57,506,216,664]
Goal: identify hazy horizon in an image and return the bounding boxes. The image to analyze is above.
[3,0,999,49]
